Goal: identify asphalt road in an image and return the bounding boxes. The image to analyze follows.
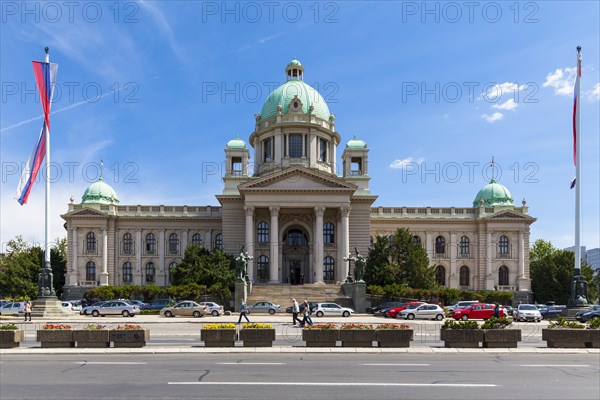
[1,353,598,400]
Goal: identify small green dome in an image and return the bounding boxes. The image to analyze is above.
[288,58,302,67]
[82,178,119,205]
[346,135,367,149]
[473,179,513,208]
[259,80,330,122]
[227,135,246,149]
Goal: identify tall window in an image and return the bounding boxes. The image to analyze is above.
[145,262,155,283]
[499,265,509,286]
[498,235,509,257]
[257,255,269,281]
[436,265,446,286]
[289,134,302,157]
[169,233,179,255]
[214,233,223,250]
[146,233,156,254]
[86,232,96,253]
[435,236,446,255]
[168,262,177,285]
[122,262,132,283]
[285,229,307,246]
[459,236,470,256]
[459,265,470,287]
[319,138,328,162]
[86,261,96,281]
[412,235,422,247]
[323,222,335,244]
[192,233,203,247]
[263,137,273,162]
[122,233,133,255]
[324,256,335,282]
[257,221,269,243]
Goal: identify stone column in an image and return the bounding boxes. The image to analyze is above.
[314,206,325,284]
[70,227,78,286]
[158,230,165,286]
[340,205,350,281]
[518,231,525,277]
[486,231,494,290]
[269,206,280,283]
[205,230,212,251]
[245,205,255,282]
[182,229,188,254]
[100,228,109,286]
[426,232,433,261]
[135,230,142,285]
[449,231,457,287]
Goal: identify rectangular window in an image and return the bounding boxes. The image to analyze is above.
[319,138,327,162]
[232,157,242,176]
[351,158,362,176]
[289,134,302,158]
[263,138,273,162]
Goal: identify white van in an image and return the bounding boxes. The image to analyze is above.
[0,301,25,315]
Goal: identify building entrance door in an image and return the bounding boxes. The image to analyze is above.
[282,227,310,284]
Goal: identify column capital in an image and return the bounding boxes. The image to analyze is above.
[315,206,325,217]
[244,205,255,216]
[340,205,351,217]
[269,206,280,215]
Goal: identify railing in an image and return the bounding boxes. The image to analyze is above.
[78,281,98,287]
[497,286,515,291]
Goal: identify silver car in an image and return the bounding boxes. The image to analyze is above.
[398,304,445,320]
[198,301,224,316]
[313,303,354,317]
[246,301,280,315]
[86,300,140,317]
[515,304,542,322]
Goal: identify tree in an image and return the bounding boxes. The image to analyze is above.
[171,244,235,288]
[530,239,597,304]
[0,236,42,299]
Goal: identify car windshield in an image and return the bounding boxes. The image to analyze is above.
[520,305,537,310]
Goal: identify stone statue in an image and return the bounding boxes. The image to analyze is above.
[353,247,366,282]
[235,246,252,282]
[569,274,589,307]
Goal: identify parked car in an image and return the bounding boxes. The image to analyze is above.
[398,304,445,320]
[313,303,354,317]
[386,301,425,318]
[61,301,81,312]
[0,301,25,315]
[146,299,172,310]
[160,301,209,318]
[86,300,140,317]
[451,303,507,320]
[80,301,108,315]
[446,301,480,312]
[246,301,281,315]
[575,305,600,322]
[367,301,404,314]
[124,300,148,310]
[538,305,566,320]
[376,302,406,317]
[198,301,224,316]
[514,304,542,322]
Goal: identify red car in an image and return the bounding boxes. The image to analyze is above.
[386,301,426,318]
[451,303,506,320]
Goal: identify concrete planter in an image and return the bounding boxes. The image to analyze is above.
[239,329,275,347]
[482,329,522,348]
[73,330,110,348]
[201,329,237,347]
[376,329,414,348]
[339,329,377,347]
[440,329,484,348]
[0,330,24,348]
[542,329,600,348]
[302,329,339,347]
[37,330,74,348]
[110,329,150,348]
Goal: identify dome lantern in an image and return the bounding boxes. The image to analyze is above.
[285,58,304,81]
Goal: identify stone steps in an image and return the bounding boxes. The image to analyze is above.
[248,284,353,308]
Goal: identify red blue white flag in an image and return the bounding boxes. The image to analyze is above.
[572,56,581,167]
[16,61,58,205]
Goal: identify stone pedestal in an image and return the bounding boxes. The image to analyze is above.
[235,280,247,312]
[31,297,70,318]
[353,281,367,313]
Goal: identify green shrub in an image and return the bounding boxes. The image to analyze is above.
[481,317,512,329]
[0,323,18,330]
[586,317,600,329]
[548,316,585,329]
[442,319,479,330]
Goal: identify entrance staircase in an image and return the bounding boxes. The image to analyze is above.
[247,284,353,309]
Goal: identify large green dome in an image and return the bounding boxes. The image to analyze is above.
[473,179,513,208]
[82,178,119,205]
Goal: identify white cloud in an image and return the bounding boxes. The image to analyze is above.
[543,67,576,96]
[484,82,528,101]
[481,112,504,123]
[586,83,600,101]
[389,157,425,169]
[492,98,518,111]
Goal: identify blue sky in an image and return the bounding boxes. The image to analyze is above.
[1,1,599,252]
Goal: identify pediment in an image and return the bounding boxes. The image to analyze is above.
[69,208,106,217]
[488,210,532,220]
[238,167,357,192]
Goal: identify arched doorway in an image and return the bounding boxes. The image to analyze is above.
[282,227,310,284]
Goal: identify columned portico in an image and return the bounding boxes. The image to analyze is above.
[245,205,255,282]
[314,206,325,284]
[269,206,280,283]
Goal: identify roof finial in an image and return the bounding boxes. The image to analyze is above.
[100,159,104,180]
[490,156,496,183]
[44,47,49,63]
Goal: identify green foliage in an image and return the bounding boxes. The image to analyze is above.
[530,240,597,304]
[0,324,18,330]
[587,318,600,329]
[140,309,160,315]
[171,245,235,288]
[367,285,510,306]
[548,316,585,329]
[481,317,512,329]
[442,319,479,329]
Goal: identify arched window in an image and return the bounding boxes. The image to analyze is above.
[122,262,132,283]
[499,265,509,286]
[192,233,203,247]
[412,235,422,247]
[257,221,269,243]
[459,236,470,256]
[459,265,470,287]
[498,235,509,257]
[285,229,307,246]
[145,262,155,283]
[145,233,156,254]
[122,233,133,255]
[323,222,335,244]
[257,255,269,281]
[214,233,223,250]
[436,265,446,286]
[86,232,96,253]
[435,236,446,255]
[169,233,179,255]
[324,256,335,282]
[86,261,96,281]
[168,262,177,285]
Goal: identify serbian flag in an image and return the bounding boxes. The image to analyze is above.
[570,52,581,189]
[16,61,58,205]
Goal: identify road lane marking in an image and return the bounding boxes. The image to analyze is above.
[217,362,286,365]
[74,362,148,365]
[362,363,429,366]
[519,365,590,367]
[169,382,497,387]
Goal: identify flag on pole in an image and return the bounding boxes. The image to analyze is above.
[570,49,581,189]
[16,61,58,205]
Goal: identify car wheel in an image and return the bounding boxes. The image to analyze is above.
[342,311,350,317]
[193,311,201,318]
[92,310,99,317]
[316,311,324,317]
[269,309,276,315]
[460,315,469,321]
[407,313,415,320]
[122,310,130,317]
[164,311,173,318]
[435,314,444,321]
[212,310,220,317]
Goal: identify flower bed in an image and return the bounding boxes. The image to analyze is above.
[339,324,376,347]
[542,317,600,348]
[0,324,24,348]
[481,318,521,348]
[201,323,237,347]
[375,323,413,348]
[110,325,149,348]
[302,324,339,347]
[74,325,110,348]
[239,323,275,347]
[37,324,74,348]
[440,320,483,348]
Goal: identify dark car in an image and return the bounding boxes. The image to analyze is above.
[146,299,171,310]
[575,305,600,322]
[367,301,404,315]
[539,305,566,320]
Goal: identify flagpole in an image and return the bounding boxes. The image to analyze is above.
[574,46,582,276]
[44,47,51,281]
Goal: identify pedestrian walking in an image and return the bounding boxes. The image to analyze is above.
[291,298,300,325]
[23,300,32,322]
[300,299,313,327]
[493,303,501,318]
[237,301,250,324]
